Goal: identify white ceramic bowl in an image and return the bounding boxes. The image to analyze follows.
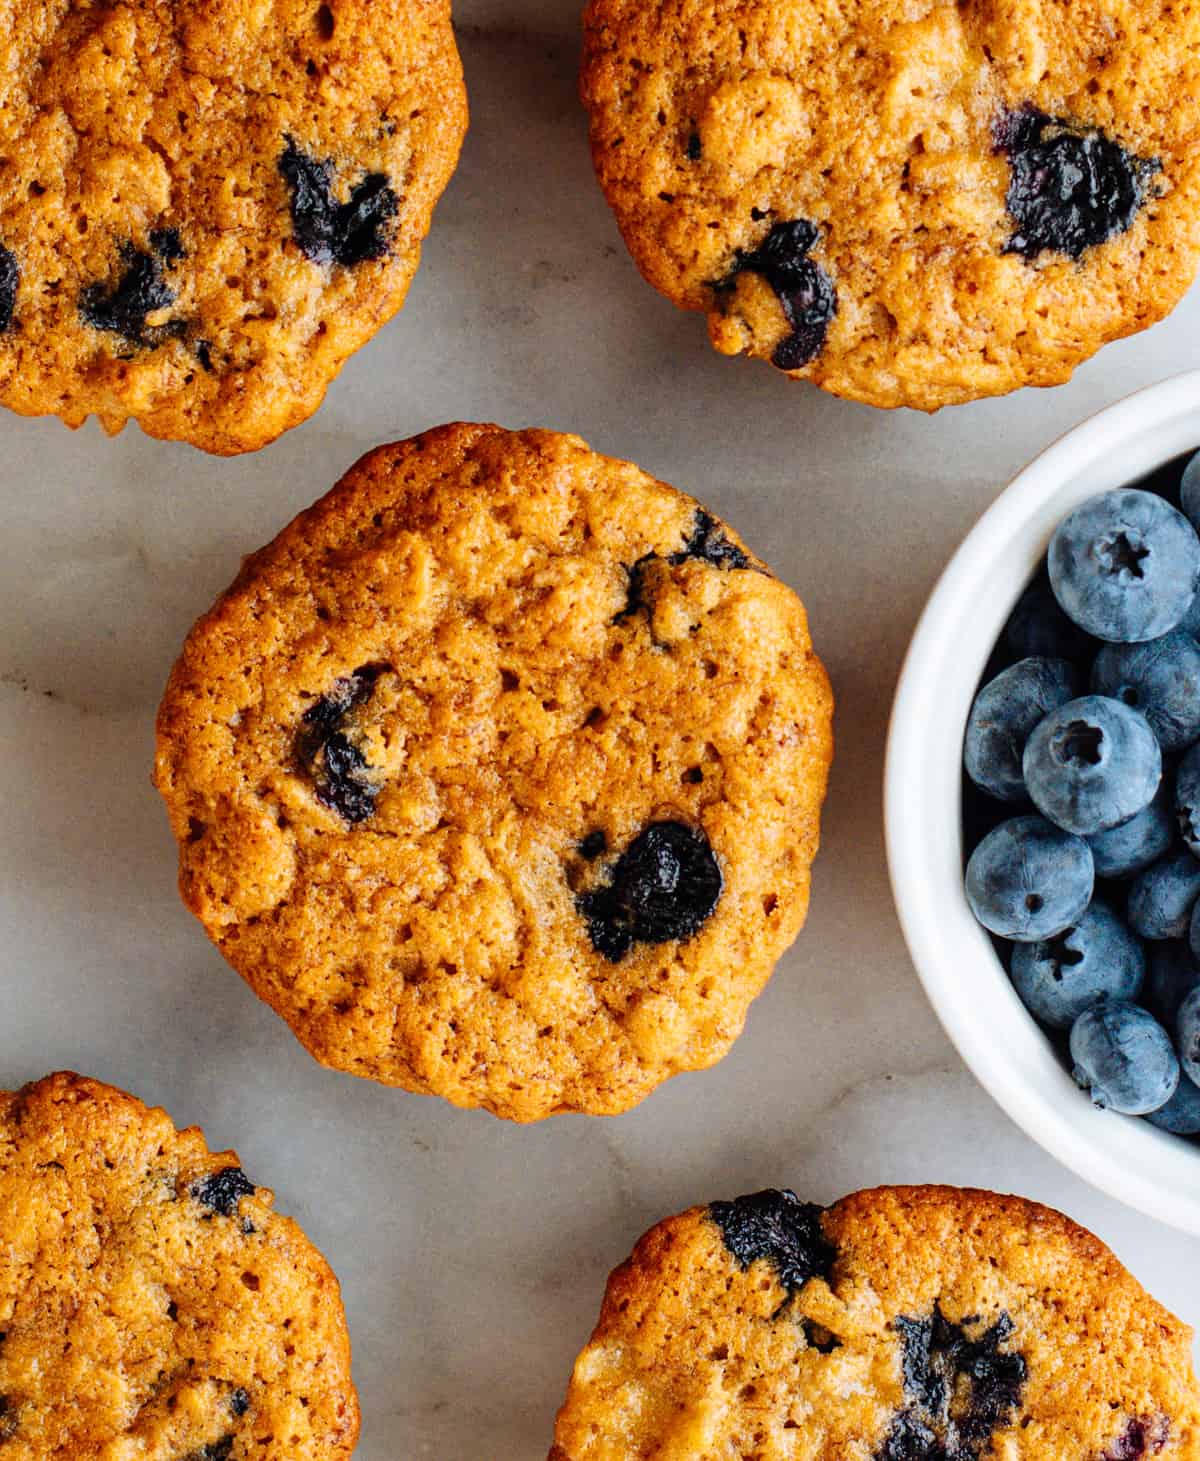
[886,370,1200,1236]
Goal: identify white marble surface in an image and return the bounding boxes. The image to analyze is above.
[3,7,1200,1457]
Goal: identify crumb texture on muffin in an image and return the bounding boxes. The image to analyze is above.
[0,1071,359,1459]
[0,0,466,453]
[154,423,833,1121]
[549,1184,1200,1459]
[580,0,1200,409]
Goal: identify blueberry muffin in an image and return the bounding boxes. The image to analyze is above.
[0,0,466,454]
[549,1184,1200,1459]
[0,1071,358,1459]
[154,423,833,1121]
[580,0,1200,410]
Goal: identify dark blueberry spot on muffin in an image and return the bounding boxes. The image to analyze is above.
[577,820,722,960]
[279,138,398,267]
[801,1319,842,1353]
[876,1307,1026,1460]
[1100,1416,1171,1459]
[578,829,608,860]
[718,219,837,369]
[0,1395,16,1442]
[191,1166,256,1217]
[184,1439,234,1461]
[709,1189,835,1295]
[149,227,186,262]
[617,512,750,622]
[296,664,388,823]
[81,241,187,347]
[300,669,387,734]
[0,246,18,333]
[686,131,702,161]
[996,108,1160,261]
[195,338,214,372]
[615,553,661,623]
[317,734,378,822]
[229,1388,251,1418]
[670,510,749,571]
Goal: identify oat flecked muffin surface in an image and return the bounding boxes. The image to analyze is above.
[580,0,1200,410]
[0,1071,359,1460]
[154,423,833,1121]
[549,1184,1200,1460]
[0,0,466,454]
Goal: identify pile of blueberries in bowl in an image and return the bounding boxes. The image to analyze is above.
[963,453,1200,1137]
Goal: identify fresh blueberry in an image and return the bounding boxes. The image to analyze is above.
[1178,986,1200,1087]
[965,815,1093,942]
[279,139,398,267]
[578,820,723,960]
[719,219,837,369]
[1091,630,1200,752]
[962,775,1023,860]
[1004,574,1095,663]
[1174,742,1200,857]
[964,658,1081,802]
[1048,489,1200,643]
[1085,784,1174,878]
[0,245,17,333]
[1022,695,1160,835]
[1136,450,1192,509]
[1179,590,1200,641]
[1144,940,1200,1027]
[1146,1072,1200,1135]
[996,108,1159,261]
[1070,1001,1179,1114]
[1128,848,1200,939]
[1180,449,1200,533]
[1009,900,1144,1028]
[1187,897,1200,973]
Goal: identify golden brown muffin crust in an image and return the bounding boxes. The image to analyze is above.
[0,1071,359,1460]
[550,1184,1200,1459]
[154,423,833,1121]
[0,0,466,453]
[580,0,1200,410]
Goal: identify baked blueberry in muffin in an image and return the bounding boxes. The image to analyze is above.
[581,0,1200,408]
[0,0,466,452]
[549,1185,1200,1458]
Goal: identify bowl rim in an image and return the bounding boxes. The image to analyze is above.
[885,368,1200,1237]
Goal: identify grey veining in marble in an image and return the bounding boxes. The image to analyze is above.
[3,5,1200,1457]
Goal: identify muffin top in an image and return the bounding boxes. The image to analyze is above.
[0,1071,358,1460]
[154,423,833,1121]
[550,1184,1200,1459]
[0,0,466,453]
[580,0,1200,409]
